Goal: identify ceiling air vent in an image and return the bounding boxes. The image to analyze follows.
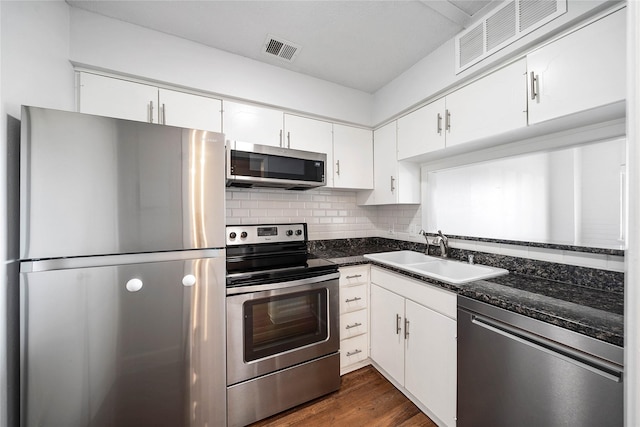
[263,35,301,63]
[455,0,566,74]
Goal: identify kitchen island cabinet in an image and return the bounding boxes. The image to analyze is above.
[370,267,457,427]
[78,72,222,132]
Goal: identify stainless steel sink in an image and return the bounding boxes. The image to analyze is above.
[364,250,508,284]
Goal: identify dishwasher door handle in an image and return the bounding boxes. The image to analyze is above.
[471,315,623,383]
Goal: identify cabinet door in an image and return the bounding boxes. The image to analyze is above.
[222,101,283,147]
[333,124,373,189]
[158,88,222,132]
[527,8,626,125]
[284,114,334,186]
[78,73,158,123]
[371,122,398,205]
[370,284,405,385]
[405,300,457,427]
[446,58,527,147]
[397,98,446,160]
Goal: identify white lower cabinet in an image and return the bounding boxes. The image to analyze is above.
[370,267,457,427]
[339,265,370,375]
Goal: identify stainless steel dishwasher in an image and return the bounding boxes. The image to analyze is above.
[457,296,623,427]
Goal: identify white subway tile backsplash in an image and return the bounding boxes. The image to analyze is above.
[225,187,623,272]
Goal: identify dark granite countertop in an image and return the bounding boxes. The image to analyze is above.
[311,245,624,347]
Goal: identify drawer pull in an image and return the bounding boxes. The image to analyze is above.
[345,297,362,303]
[346,349,363,357]
[346,274,363,279]
[345,322,362,330]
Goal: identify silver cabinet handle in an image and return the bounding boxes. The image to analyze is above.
[437,113,442,135]
[345,322,362,330]
[404,318,410,340]
[279,129,283,147]
[345,297,362,303]
[445,109,451,132]
[346,349,363,357]
[335,159,340,176]
[345,274,362,279]
[390,176,396,192]
[161,103,166,124]
[148,101,154,123]
[396,314,402,335]
[287,131,291,148]
[530,71,539,101]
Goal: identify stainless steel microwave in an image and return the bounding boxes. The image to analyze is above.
[226,142,327,190]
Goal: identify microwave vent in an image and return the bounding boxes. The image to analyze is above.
[455,0,566,73]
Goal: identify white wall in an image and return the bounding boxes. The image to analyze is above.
[625,1,640,424]
[372,0,612,125]
[0,2,75,425]
[69,8,373,127]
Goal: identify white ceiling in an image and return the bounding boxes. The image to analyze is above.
[66,0,497,94]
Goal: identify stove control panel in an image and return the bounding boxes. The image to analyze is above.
[226,223,307,246]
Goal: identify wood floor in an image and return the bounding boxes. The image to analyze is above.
[250,365,437,427]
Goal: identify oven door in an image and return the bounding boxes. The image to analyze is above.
[226,273,339,386]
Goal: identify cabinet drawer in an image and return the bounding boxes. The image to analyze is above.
[340,309,368,339]
[340,284,367,314]
[340,334,369,367]
[371,266,456,319]
[339,265,370,287]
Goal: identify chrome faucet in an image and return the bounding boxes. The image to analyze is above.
[434,230,449,258]
[418,229,430,255]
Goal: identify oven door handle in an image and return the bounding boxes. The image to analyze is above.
[226,271,340,295]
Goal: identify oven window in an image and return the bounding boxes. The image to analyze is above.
[243,289,328,362]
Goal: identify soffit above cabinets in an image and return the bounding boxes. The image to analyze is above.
[66,0,498,94]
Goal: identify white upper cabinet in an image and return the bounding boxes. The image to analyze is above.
[396,58,527,159]
[446,58,527,147]
[361,121,420,205]
[333,124,374,190]
[283,114,334,186]
[79,73,158,123]
[156,88,222,132]
[78,73,222,132]
[222,101,283,147]
[527,8,626,125]
[397,98,446,160]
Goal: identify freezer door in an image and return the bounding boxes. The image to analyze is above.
[20,106,226,259]
[20,255,226,427]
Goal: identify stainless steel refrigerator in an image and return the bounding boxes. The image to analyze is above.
[19,106,227,427]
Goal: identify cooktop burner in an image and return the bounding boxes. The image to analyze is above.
[225,223,337,288]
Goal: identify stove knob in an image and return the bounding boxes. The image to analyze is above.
[240,231,248,239]
[229,232,237,239]
[286,230,293,236]
[295,229,303,236]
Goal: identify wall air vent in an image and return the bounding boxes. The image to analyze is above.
[263,34,301,63]
[455,0,566,74]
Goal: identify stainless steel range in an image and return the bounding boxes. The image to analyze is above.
[225,223,340,427]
